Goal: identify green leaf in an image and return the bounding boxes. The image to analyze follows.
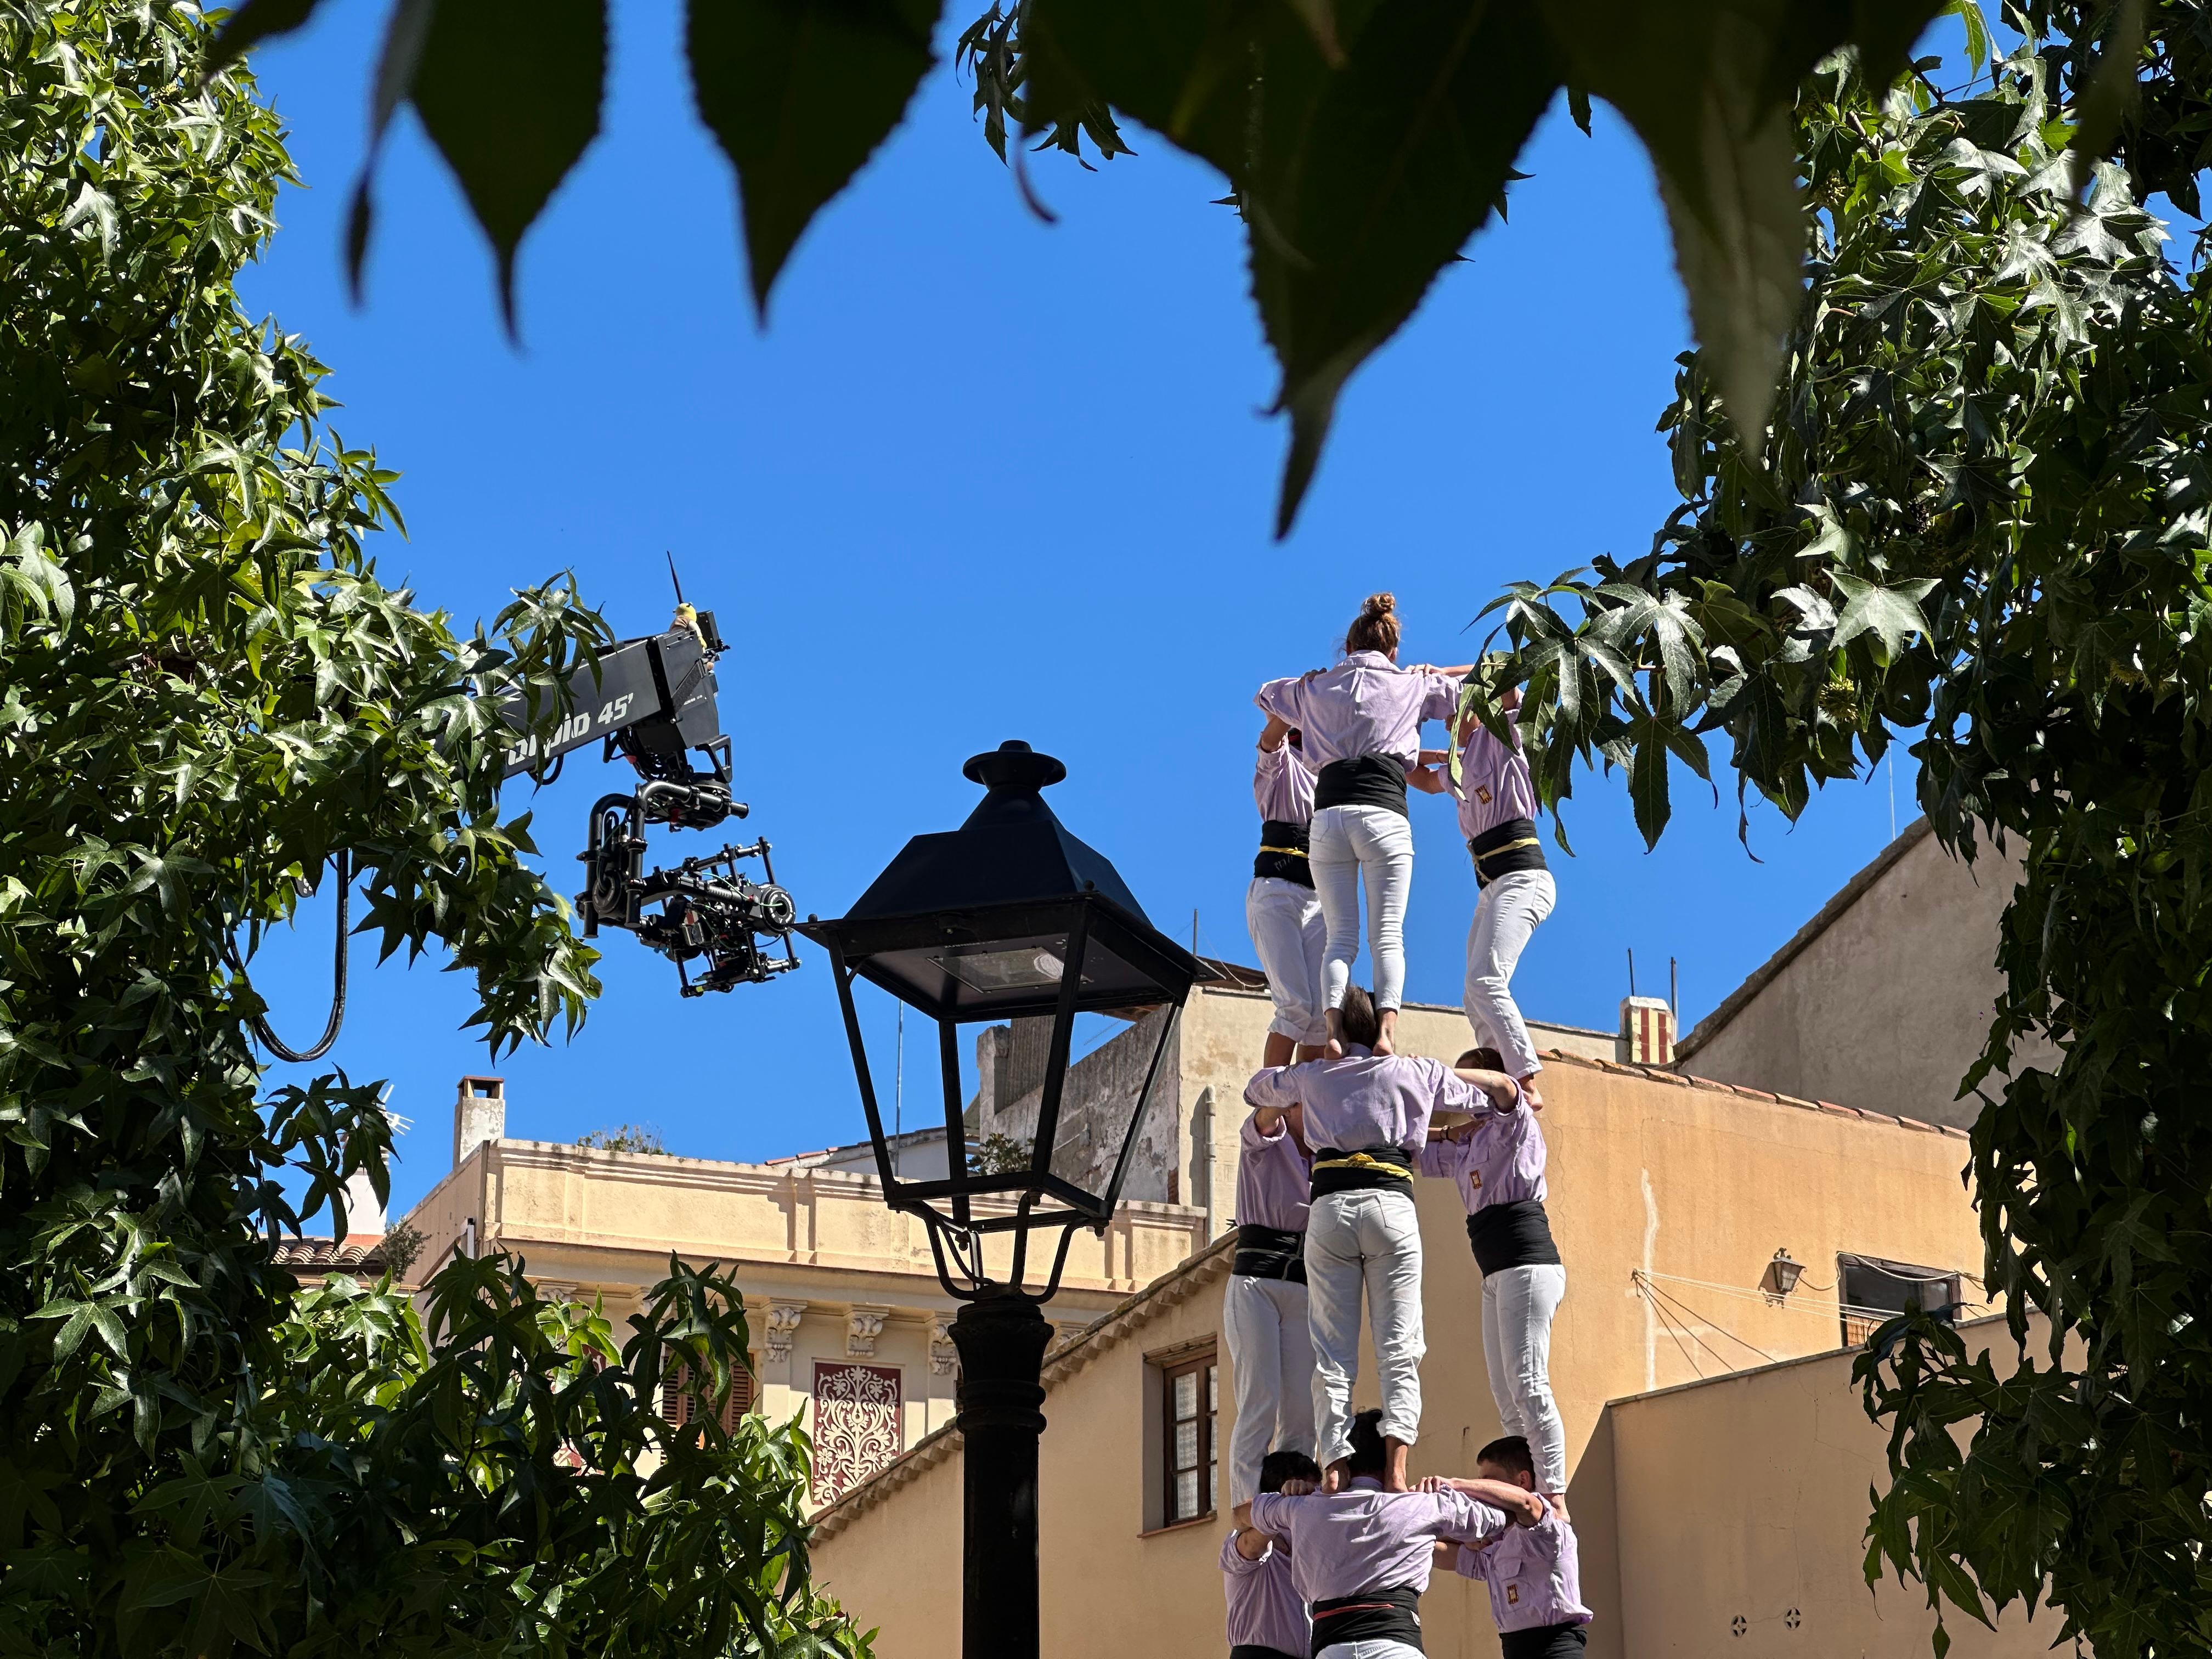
[407,0,610,330]
[1032,0,1562,534]
[204,0,329,73]
[687,0,940,320]
[1830,571,1938,659]
[2069,0,2145,198]
[1541,0,1944,447]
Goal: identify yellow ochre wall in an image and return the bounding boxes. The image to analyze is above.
[812,1051,2015,1658]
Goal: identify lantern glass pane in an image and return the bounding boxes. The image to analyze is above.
[854,927,1167,1020]
[1025,1003,1173,1207]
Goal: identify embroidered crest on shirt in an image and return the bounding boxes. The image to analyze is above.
[1469,1171,1482,1190]
[1476,785,1493,805]
[1506,1585,1520,1605]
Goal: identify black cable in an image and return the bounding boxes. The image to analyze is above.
[228,849,351,1063]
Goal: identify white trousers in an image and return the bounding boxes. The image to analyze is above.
[1306,1188,1424,1465]
[1246,876,1329,1046]
[1464,867,1557,1079]
[1319,1641,1425,1659]
[1482,1261,1568,1493]
[1223,1273,1318,1506]
[1311,805,1414,1013]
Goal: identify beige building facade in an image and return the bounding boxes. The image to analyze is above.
[1675,820,2046,1130]
[396,876,2039,1653]
[807,1045,2037,1657]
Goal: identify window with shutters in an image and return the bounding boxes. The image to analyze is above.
[1159,1348,1218,1528]
[659,1357,755,1436]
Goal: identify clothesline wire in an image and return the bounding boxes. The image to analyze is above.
[1637,1267,1990,1321]
[1632,1274,1744,1377]
[1639,1276,1781,1367]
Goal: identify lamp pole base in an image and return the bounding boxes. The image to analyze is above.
[951,1287,1052,1659]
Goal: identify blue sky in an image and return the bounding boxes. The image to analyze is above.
[237,1,1925,1222]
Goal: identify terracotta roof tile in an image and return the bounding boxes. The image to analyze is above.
[272,1237,388,1272]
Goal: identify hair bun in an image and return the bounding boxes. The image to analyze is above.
[1362,591,1396,619]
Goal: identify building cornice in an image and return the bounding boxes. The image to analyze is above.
[1539,1042,1970,1141]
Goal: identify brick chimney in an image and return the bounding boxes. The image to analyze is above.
[453,1075,506,1168]
[1618,997,1676,1066]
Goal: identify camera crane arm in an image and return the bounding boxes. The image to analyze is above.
[499,608,799,997]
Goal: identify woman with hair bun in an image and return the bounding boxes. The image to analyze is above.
[1255,594,1466,1056]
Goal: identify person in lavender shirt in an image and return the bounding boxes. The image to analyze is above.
[1434,1435,1594,1659]
[1419,1043,1570,1516]
[1245,989,1523,1493]
[1224,1096,1317,1508]
[1248,712,1329,1068]
[1234,1410,1543,1659]
[1255,592,1468,1058]
[1222,1449,1322,1659]
[1410,668,1556,1108]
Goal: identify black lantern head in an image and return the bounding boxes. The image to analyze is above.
[800,742,1209,1299]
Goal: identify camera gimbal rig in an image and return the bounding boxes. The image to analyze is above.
[500,594,800,997]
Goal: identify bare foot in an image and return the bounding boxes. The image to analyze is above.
[1324,1037,1345,1061]
[1322,1459,1350,1493]
[1546,1492,1571,1523]
[1384,1438,1412,1492]
[1519,1074,1545,1111]
[1375,1013,1399,1056]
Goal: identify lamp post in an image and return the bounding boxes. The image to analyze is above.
[799,741,1206,1659]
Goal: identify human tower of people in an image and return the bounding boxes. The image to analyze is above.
[1220,592,1588,1659]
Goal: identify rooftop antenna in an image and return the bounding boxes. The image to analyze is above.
[1627,947,1637,998]
[1669,956,1679,1017]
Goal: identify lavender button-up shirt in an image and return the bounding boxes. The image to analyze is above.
[1455,719,1538,841]
[1453,1500,1592,1632]
[1244,1050,1476,1158]
[1237,1115,1313,1234]
[1250,1477,1506,1604]
[1417,1100,1546,1215]
[1222,1531,1310,1655]
[1255,738,1318,827]
[1256,652,1459,773]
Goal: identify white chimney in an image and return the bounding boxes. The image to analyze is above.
[453,1075,506,1167]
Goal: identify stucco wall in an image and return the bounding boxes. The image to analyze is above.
[983,1006,1183,1203]
[811,1054,1998,1657]
[1674,823,2044,1130]
[1602,1319,2052,1658]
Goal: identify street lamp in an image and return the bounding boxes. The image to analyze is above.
[798,740,1207,1659]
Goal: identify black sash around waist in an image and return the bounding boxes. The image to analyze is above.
[1232,1646,1304,1659]
[1499,1622,1589,1659]
[1310,1145,1415,1199]
[1467,1198,1562,1275]
[1311,1584,1422,1656]
[1313,755,1410,817]
[1255,819,1315,889]
[1233,1222,1310,1284]
[1470,815,1548,889]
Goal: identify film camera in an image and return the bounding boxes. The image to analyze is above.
[501,600,799,997]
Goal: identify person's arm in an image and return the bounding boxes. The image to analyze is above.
[1450,1064,1527,1113]
[1248,1104,1291,1139]
[1406,764,1452,796]
[1244,1065,1300,1114]
[1228,1527,1276,1565]
[1422,1476,1546,1526]
[1426,1487,1517,1545]
[1431,1539,1460,1571]
[1255,676,1305,725]
[1258,713,1293,754]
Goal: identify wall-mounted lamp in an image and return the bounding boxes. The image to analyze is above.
[1761,1247,1805,1304]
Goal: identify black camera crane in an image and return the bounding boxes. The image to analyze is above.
[500,584,799,998]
